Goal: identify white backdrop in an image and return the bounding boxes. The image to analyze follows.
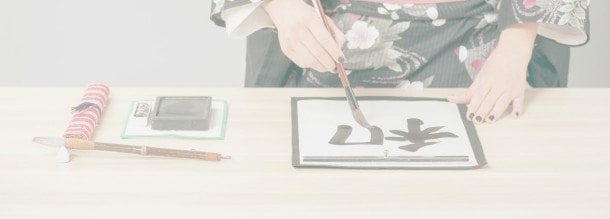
[0,0,608,87]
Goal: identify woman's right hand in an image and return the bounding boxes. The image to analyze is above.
[262,0,346,72]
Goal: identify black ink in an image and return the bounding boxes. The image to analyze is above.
[329,125,384,145]
[385,118,458,152]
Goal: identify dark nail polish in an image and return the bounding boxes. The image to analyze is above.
[338,57,345,64]
[475,116,482,122]
[515,112,520,117]
[488,115,495,121]
[469,113,474,120]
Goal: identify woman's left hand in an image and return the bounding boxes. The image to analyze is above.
[448,23,538,124]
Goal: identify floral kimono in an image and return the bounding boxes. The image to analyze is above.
[211,0,590,88]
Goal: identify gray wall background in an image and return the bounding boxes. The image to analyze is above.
[1,0,608,87]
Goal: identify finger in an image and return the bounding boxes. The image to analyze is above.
[450,77,483,104]
[467,85,491,123]
[291,43,329,72]
[511,95,525,118]
[299,34,337,72]
[474,89,505,124]
[447,91,472,104]
[459,82,480,120]
[277,34,293,53]
[486,92,512,123]
[307,16,345,63]
[327,17,346,48]
[282,43,306,69]
[278,34,301,65]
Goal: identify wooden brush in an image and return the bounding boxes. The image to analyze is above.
[33,137,230,161]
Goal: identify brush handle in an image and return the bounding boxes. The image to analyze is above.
[65,138,225,161]
[311,0,359,111]
[311,0,349,83]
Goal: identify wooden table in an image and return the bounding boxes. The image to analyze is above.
[1,88,609,218]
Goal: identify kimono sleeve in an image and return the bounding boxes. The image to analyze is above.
[211,0,275,38]
[496,0,590,46]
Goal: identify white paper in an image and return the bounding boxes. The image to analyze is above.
[122,100,228,139]
[295,99,480,168]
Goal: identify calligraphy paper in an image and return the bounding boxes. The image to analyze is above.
[292,97,486,169]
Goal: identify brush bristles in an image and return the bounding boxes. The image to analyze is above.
[32,137,65,148]
[352,110,374,128]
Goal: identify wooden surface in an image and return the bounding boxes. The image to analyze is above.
[1,88,609,218]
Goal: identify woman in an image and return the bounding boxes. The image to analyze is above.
[211,0,590,123]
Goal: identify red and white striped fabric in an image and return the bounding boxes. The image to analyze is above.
[63,83,110,140]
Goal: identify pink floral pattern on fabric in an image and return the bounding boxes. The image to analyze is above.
[522,0,536,9]
[470,59,485,72]
[345,21,380,49]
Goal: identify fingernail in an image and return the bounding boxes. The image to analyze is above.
[469,113,474,120]
[488,115,495,121]
[475,116,482,122]
[338,57,345,64]
[515,112,520,117]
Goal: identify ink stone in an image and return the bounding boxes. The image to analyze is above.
[149,96,212,131]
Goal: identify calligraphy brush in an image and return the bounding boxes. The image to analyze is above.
[310,0,376,129]
[33,137,231,161]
